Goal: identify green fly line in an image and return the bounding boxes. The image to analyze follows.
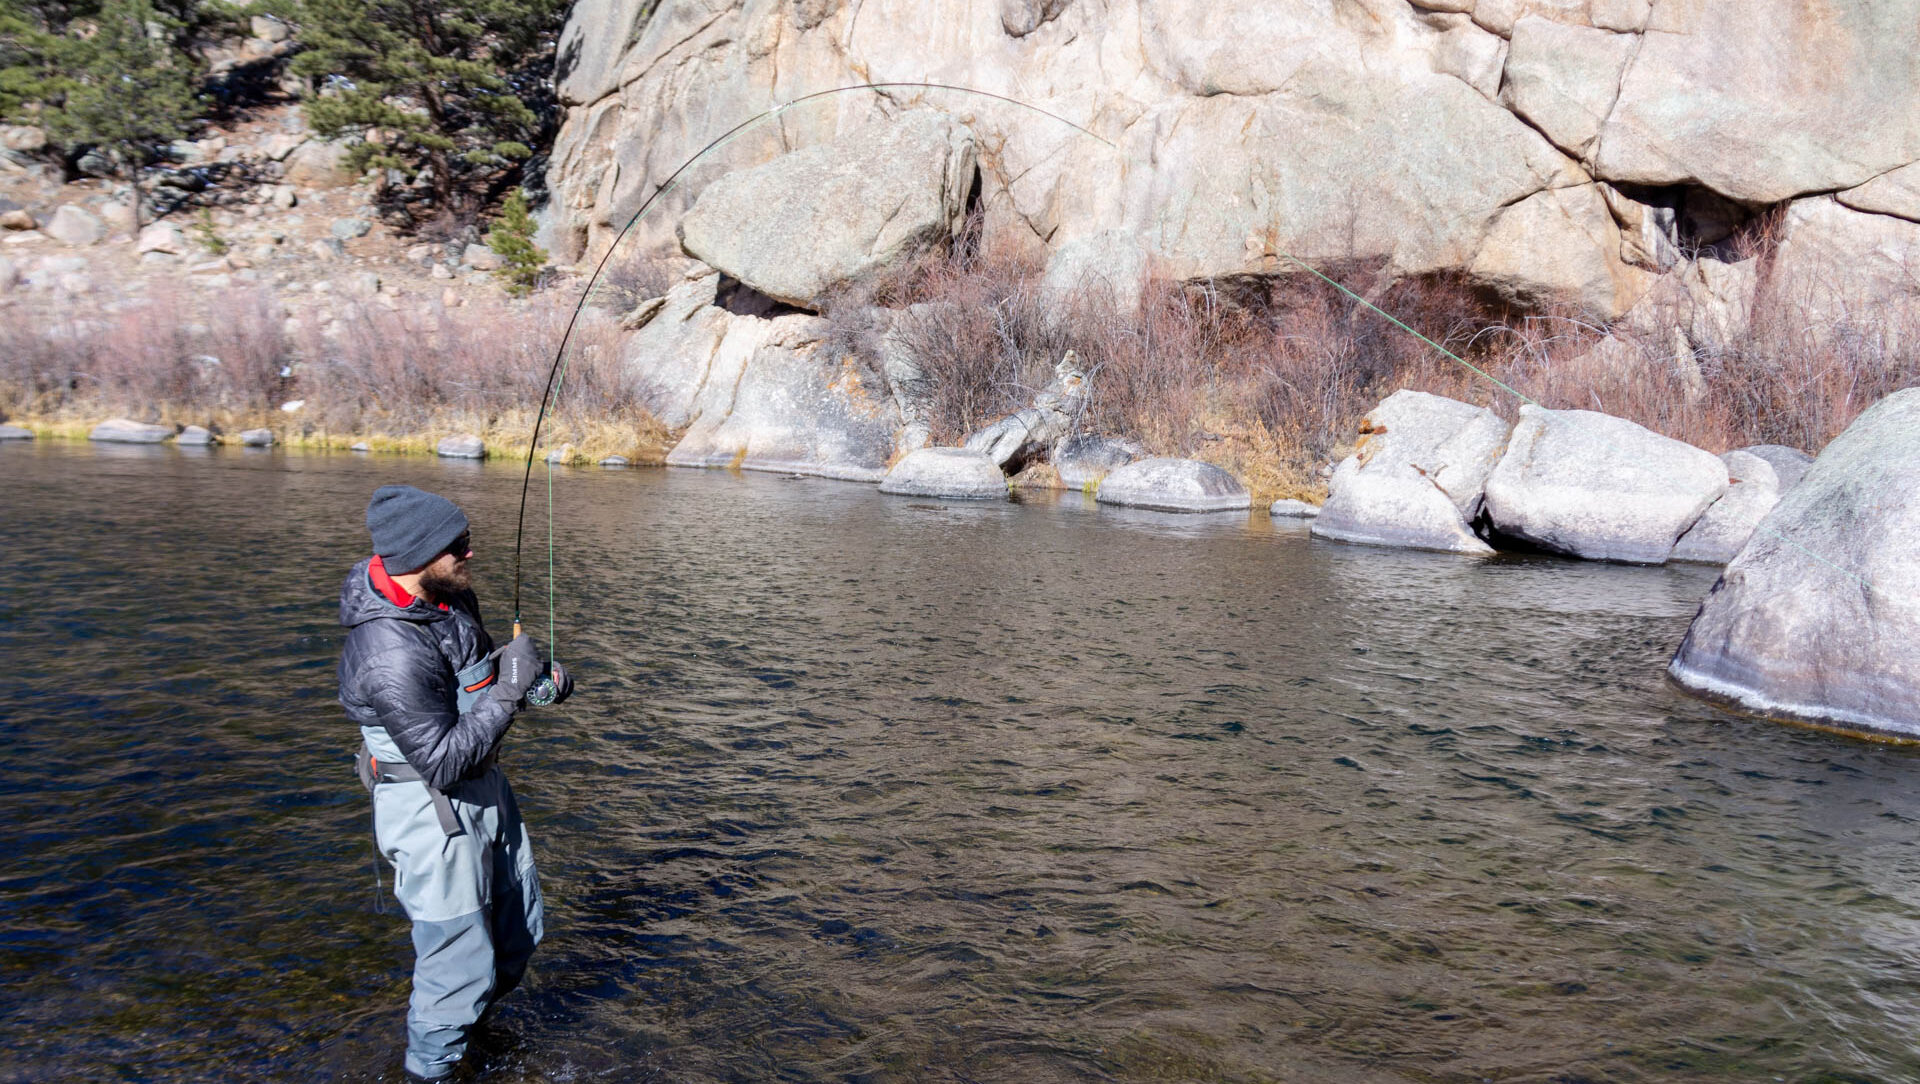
[511,81,1880,649]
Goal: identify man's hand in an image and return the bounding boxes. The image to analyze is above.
[491,634,541,704]
[546,661,574,705]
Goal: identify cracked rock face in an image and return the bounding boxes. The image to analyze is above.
[546,0,1920,321]
[622,266,902,482]
[1668,389,1920,736]
[678,111,977,309]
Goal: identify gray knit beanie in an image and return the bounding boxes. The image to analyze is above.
[366,485,469,574]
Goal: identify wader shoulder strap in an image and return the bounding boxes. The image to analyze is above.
[356,744,464,836]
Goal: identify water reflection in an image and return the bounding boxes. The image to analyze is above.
[2,442,1918,1082]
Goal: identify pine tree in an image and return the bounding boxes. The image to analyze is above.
[21,0,198,225]
[486,187,544,295]
[289,0,561,210]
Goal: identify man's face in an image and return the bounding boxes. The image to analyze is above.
[418,533,473,597]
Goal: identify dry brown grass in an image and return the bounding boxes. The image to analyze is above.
[0,283,675,464]
[850,238,1917,503]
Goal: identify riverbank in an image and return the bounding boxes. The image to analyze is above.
[3,145,1913,502]
[3,246,1912,502]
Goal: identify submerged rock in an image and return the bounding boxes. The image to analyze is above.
[1312,390,1508,555]
[89,418,173,443]
[1670,450,1783,564]
[878,447,1008,500]
[436,434,485,459]
[1095,458,1250,514]
[1669,389,1920,736]
[1482,406,1726,563]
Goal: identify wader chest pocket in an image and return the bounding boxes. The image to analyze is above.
[454,656,496,714]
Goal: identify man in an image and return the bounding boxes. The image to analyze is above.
[337,484,571,1082]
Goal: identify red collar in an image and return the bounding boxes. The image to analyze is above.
[369,555,449,611]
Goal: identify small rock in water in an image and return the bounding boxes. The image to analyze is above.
[239,428,273,447]
[1670,450,1782,564]
[544,444,572,464]
[176,425,214,446]
[598,455,629,468]
[437,434,485,459]
[1053,433,1140,490]
[0,423,34,440]
[350,441,371,452]
[1095,458,1251,513]
[878,447,1009,500]
[88,418,174,443]
[1269,499,1321,519]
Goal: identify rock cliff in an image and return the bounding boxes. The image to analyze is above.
[544,0,1920,322]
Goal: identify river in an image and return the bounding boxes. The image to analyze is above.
[3,441,1918,1082]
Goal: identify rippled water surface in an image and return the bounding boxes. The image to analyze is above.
[4,441,1920,1083]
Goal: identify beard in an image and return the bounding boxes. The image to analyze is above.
[419,560,472,599]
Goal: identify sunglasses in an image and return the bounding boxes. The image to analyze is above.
[444,534,472,558]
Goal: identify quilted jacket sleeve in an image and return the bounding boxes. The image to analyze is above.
[349,622,515,790]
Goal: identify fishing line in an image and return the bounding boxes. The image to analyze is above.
[511,79,1881,648]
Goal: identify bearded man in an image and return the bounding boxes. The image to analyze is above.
[337,484,571,1081]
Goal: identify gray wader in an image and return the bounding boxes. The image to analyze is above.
[356,656,543,1081]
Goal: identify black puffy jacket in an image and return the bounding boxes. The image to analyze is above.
[337,557,515,789]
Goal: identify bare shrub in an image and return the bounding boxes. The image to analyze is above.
[0,283,667,462]
[856,238,1915,502]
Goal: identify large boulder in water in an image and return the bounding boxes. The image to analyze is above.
[678,111,976,309]
[1670,450,1784,565]
[1311,390,1508,555]
[0,423,33,440]
[1095,458,1249,514]
[878,447,1008,500]
[89,418,173,443]
[1482,406,1727,563]
[1668,389,1920,736]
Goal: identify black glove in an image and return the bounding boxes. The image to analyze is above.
[546,660,574,705]
[491,633,541,704]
